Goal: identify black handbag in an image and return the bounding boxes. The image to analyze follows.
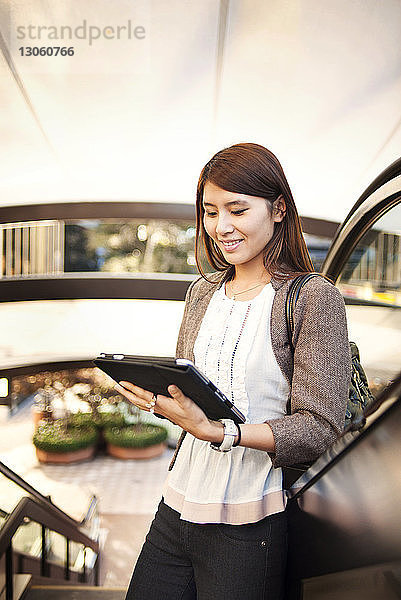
[282,273,375,489]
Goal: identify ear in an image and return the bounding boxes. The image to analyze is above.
[272,195,286,223]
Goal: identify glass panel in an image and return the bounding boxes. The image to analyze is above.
[46,529,98,573]
[0,471,34,526]
[68,541,98,572]
[337,201,401,386]
[64,220,332,276]
[338,202,401,307]
[84,547,97,570]
[1,217,334,279]
[64,220,198,274]
[12,519,41,556]
[47,529,66,567]
[69,540,84,570]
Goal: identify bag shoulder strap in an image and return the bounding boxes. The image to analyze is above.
[286,272,322,352]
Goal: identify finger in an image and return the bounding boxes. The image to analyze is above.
[118,381,139,393]
[117,382,161,414]
[118,381,152,400]
[167,385,185,401]
[114,385,139,403]
[114,383,128,393]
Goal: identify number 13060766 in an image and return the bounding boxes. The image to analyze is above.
[19,46,75,56]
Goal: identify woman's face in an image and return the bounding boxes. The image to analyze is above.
[203,181,285,270]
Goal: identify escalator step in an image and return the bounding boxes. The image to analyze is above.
[25,587,126,600]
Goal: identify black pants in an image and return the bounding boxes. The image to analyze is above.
[125,499,287,600]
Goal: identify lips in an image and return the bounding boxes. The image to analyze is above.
[219,239,243,252]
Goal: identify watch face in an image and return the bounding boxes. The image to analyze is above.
[221,419,237,436]
[210,419,237,452]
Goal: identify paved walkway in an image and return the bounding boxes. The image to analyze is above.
[0,399,174,587]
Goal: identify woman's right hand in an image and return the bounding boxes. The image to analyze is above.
[114,381,221,443]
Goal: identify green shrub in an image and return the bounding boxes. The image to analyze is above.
[33,421,98,453]
[68,412,93,428]
[97,411,126,428]
[69,411,126,429]
[104,424,168,448]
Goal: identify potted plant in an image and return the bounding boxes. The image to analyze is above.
[69,409,126,429]
[104,422,168,459]
[31,387,54,428]
[33,419,98,464]
[69,408,127,452]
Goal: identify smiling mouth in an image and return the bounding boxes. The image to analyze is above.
[219,239,243,251]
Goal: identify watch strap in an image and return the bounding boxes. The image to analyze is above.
[210,419,238,452]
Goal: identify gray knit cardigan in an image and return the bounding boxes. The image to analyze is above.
[169,272,351,470]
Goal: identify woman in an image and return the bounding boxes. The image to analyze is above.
[117,143,351,599]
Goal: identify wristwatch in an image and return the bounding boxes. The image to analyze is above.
[210,419,238,452]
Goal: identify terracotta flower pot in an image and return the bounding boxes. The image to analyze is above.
[32,407,53,428]
[107,442,167,460]
[36,445,96,464]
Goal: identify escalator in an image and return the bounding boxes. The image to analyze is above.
[285,372,401,599]
[0,459,127,599]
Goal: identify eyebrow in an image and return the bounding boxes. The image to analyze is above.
[203,200,249,207]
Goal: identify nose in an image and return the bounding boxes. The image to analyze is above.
[215,212,235,236]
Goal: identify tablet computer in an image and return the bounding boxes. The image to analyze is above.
[93,353,246,424]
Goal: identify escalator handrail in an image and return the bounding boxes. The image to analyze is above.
[0,460,88,528]
[326,156,401,252]
[0,496,99,558]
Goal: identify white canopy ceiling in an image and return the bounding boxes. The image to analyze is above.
[0,0,400,221]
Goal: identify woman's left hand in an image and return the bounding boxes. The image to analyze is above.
[114,381,214,441]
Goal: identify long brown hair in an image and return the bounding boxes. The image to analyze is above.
[195,143,313,281]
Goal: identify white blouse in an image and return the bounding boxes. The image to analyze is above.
[163,282,289,524]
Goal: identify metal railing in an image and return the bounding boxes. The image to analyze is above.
[345,230,401,289]
[0,460,100,599]
[0,460,94,527]
[0,220,64,279]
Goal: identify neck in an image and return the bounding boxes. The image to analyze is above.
[232,263,270,287]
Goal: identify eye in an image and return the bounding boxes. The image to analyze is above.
[231,209,248,215]
[204,211,217,217]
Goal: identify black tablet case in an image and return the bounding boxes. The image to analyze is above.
[94,355,245,424]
